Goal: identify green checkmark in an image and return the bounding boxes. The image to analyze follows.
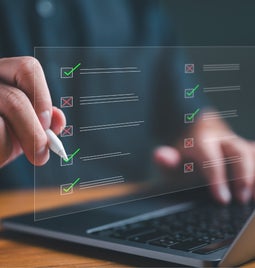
[63,177,80,193]
[63,148,80,163]
[64,63,81,76]
[186,108,200,121]
[186,84,200,97]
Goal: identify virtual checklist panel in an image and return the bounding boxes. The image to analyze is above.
[34,47,255,221]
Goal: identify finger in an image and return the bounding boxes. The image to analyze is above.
[198,142,231,204]
[0,57,52,129]
[222,139,254,203]
[0,83,49,165]
[50,107,66,135]
[251,142,255,201]
[248,141,255,201]
[0,116,13,166]
[153,146,181,169]
[0,123,23,167]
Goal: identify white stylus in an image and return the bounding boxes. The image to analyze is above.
[46,129,68,161]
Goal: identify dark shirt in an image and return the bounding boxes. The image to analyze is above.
[2,0,255,189]
[0,0,184,188]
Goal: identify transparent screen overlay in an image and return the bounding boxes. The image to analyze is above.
[34,47,255,221]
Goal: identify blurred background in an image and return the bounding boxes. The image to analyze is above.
[1,0,255,189]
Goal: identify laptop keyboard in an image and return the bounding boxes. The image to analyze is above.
[91,202,254,255]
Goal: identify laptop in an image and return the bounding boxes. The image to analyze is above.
[2,185,255,267]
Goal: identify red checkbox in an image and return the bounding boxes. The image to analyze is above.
[184,138,194,148]
[184,162,194,173]
[61,96,73,108]
[185,64,195,73]
[61,125,73,137]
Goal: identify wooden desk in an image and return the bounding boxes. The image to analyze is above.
[0,189,255,268]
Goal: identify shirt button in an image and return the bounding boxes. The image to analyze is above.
[36,0,55,18]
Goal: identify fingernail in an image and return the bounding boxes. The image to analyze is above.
[239,188,252,203]
[39,111,51,130]
[154,146,180,167]
[219,185,231,203]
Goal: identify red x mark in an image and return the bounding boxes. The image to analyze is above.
[185,64,194,73]
[184,162,194,173]
[61,96,73,108]
[184,138,194,148]
[61,125,73,137]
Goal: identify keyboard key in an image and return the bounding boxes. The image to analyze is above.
[193,238,234,254]
[110,226,147,239]
[129,230,164,243]
[170,239,208,251]
[149,236,177,248]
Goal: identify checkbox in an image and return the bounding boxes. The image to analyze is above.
[60,183,73,195]
[60,67,73,78]
[184,162,194,173]
[184,138,194,148]
[185,64,195,73]
[184,113,194,124]
[60,155,73,166]
[185,88,194,98]
[61,125,74,137]
[60,96,73,108]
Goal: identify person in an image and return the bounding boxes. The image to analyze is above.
[0,0,255,205]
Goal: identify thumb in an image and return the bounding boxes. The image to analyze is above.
[153,146,181,169]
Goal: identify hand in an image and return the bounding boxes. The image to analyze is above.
[154,111,255,204]
[0,56,66,167]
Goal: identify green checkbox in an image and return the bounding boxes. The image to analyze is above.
[185,84,199,98]
[63,148,80,163]
[63,178,80,192]
[185,108,200,123]
[60,178,80,195]
[63,63,81,77]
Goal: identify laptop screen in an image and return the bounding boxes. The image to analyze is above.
[34,46,254,221]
